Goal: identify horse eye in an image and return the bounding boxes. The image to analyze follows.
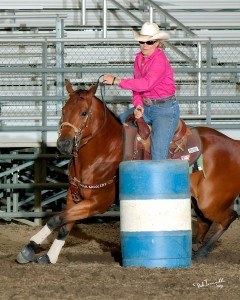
[81,112,88,116]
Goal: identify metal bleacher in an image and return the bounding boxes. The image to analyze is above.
[0,1,239,141]
[0,1,240,38]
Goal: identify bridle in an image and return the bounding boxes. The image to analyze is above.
[58,76,107,152]
[58,76,116,193]
[58,103,93,152]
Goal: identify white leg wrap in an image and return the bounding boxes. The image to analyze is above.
[30,225,52,245]
[47,239,65,264]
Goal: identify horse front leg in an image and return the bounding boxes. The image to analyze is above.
[16,190,109,264]
[16,212,75,264]
[16,190,75,264]
[35,196,108,264]
[35,221,75,264]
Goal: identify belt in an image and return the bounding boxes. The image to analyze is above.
[143,95,176,107]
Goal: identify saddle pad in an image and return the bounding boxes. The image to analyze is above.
[167,127,202,166]
[123,123,202,167]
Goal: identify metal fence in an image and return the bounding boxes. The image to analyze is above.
[0,38,239,126]
[0,37,239,224]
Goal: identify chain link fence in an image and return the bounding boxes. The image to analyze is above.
[0,38,239,130]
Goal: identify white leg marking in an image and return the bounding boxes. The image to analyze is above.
[47,239,65,264]
[30,224,52,245]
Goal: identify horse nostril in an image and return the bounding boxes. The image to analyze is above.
[57,137,73,154]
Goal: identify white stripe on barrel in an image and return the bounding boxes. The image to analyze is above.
[119,160,192,268]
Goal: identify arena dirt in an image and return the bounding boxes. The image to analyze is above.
[0,218,239,300]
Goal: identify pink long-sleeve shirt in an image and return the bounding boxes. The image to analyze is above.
[119,48,176,107]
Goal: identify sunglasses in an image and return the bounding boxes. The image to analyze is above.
[139,40,157,45]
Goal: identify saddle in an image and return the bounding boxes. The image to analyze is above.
[123,115,202,166]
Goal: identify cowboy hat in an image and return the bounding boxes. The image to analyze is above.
[133,22,170,42]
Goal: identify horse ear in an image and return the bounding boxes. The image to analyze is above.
[65,79,74,95]
[89,82,99,95]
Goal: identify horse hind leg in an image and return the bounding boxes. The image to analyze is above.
[193,209,239,261]
[191,197,213,251]
[192,217,213,252]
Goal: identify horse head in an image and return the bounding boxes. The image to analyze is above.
[57,79,98,155]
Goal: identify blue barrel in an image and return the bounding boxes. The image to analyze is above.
[119,160,191,268]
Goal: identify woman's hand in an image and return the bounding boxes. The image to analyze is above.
[103,74,115,85]
[134,105,144,119]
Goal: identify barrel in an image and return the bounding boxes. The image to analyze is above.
[119,160,191,268]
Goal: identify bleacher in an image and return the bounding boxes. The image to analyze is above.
[0,0,239,147]
[0,1,240,38]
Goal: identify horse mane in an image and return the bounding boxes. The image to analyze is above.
[104,103,122,124]
[75,88,88,98]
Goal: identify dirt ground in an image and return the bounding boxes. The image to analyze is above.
[0,217,239,300]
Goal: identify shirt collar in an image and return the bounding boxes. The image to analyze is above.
[136,48,159,61]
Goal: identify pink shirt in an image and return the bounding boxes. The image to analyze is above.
[119,48,176,107]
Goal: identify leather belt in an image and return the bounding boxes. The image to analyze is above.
[143,95,176,107]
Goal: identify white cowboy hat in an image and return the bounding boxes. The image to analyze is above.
[133,22,170,42]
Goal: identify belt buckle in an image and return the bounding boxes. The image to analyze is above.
[143,98,153,107]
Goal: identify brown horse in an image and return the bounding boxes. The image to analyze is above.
[16,79,239,264]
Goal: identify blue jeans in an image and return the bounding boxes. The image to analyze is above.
[119,99,180,160]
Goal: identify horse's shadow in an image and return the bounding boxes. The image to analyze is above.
[66,220,122,265]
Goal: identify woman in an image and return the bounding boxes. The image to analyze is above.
[103,22,180,160]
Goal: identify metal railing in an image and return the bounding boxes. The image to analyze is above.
[0,36,239,224]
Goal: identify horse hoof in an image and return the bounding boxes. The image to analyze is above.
[192,254,202,261]
[192,243,199,252]
[16,245,36,264]
[35,255,51,265]
[192,250,208,261]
